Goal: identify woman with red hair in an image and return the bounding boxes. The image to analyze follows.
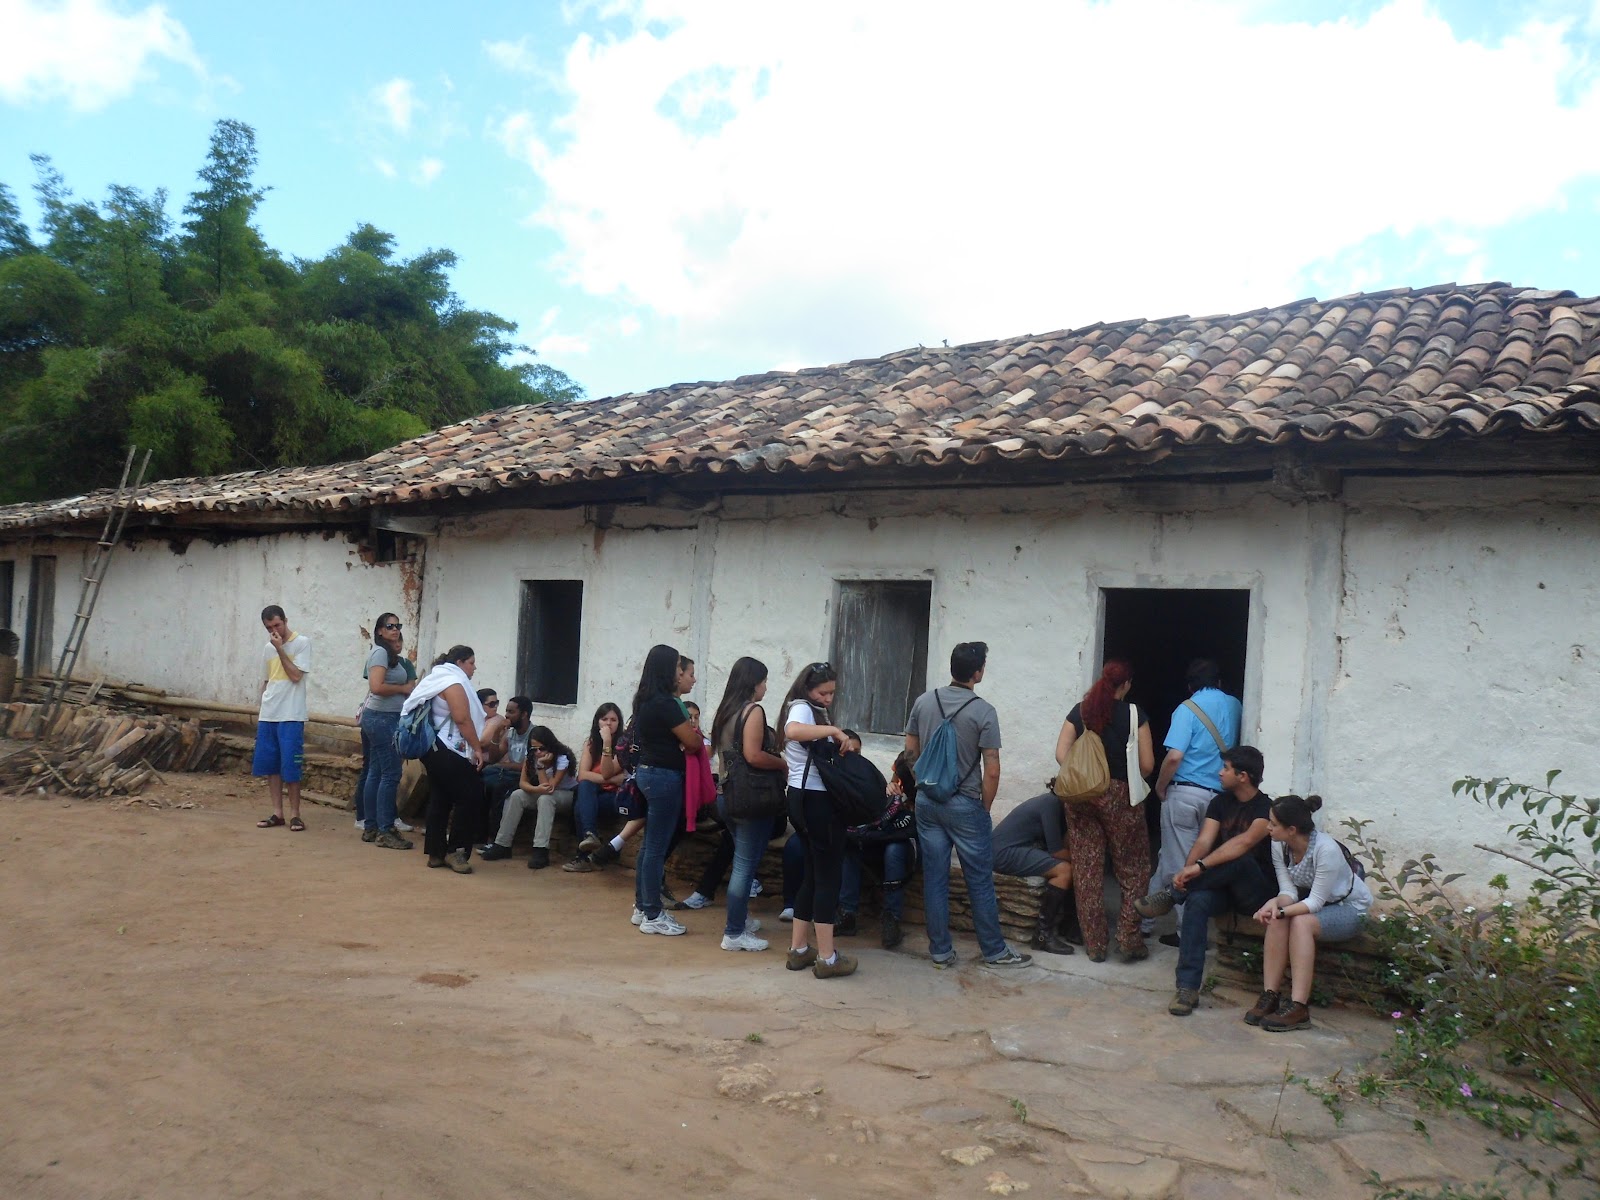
[1054,660,1155,962]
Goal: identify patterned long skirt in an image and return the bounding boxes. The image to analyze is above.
[1065,779,1153,958]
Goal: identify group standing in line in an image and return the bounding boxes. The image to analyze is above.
[249,604,1372,1023]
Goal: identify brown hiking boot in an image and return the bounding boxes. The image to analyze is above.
[374,830,413,850]
[813,953,858,979]
[785,945,818,971]
[1263,1001,1311,1032]
[1168,987,1200,1016]
[445,849,473,874]
[1244,989,1282,1026]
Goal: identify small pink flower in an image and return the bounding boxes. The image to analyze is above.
[1391,1011,1404,1019]
[1459,1084,1473,1098]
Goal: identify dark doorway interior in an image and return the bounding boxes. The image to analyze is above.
[1101,587,1250,748]
[24,555,56,678]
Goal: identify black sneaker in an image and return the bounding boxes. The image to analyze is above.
[982,949,1033,969]
[835,912,858,937]
[1158,932,1182,948]
[479,843,512,861]
[589,842,619,866]
[526,847,551,870]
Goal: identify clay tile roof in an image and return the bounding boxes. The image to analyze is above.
[3,283,1599,533]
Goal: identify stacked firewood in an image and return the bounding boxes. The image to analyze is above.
[0,702,223,797]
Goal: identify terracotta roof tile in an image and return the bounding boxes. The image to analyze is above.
[3,283,1599,533]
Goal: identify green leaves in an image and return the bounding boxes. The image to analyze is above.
[0,118,583,500]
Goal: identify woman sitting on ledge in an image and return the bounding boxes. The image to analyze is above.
[1248,794,1373,1032]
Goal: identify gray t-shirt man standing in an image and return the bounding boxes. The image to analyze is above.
[904,640,1030,970]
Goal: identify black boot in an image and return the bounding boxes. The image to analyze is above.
[1033,886,1076,955]
[1058,886,1085,946]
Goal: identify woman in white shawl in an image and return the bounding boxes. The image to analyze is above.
[401,644,488,874]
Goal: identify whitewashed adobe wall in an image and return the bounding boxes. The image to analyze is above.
[2,473,1594,882]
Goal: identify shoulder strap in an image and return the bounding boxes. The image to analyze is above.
[1182,698,1229,755]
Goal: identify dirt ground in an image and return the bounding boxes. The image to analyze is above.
[1,769,1521,1200]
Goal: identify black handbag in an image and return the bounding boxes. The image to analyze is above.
[723,703,786,821]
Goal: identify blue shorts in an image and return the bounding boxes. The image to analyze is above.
[253,721,306,783]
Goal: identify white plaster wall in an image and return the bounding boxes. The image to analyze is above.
[1326,478,1600,875]
[7,531,426,718]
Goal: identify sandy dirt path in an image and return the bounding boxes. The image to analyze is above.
[1,774,1515,1200]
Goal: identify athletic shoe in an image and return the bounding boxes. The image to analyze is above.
[578,832,603,855]
[785,945,818,971]
[778,907,795,923]
[361,826,379,843]
[445,849,473,874]
[590,843,620,866]
[931,955,957,970]
[353,819,368,830]
[562,855,598,873]
[660,884,680,906]
[835,911,858,936]
[478,843,512,861]
[1158,932,1182,948]
[631,906,646,926]
[1135,889,1176,919]
[720,931,769,952]
[744,917,762,934]
[680,891,712,909]
[982,949,1033,969]
[1169,987,1200,1016]
[748,878,763,898]
[639,913,686,936]
[813,953,858,979]
[392,819,414,833]
[374,830,413,850]
[526,847,550,870]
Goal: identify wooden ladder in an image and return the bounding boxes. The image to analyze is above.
[44,446,152,715]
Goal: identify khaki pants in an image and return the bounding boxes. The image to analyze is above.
[491,788,576,848]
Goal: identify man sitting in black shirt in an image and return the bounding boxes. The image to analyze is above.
[1136,745,1274,1016]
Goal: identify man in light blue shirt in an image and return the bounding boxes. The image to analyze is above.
[1146,659,1243,934]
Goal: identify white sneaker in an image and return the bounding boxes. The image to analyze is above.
[392,818,414,832]
[631,906,646,926]
[745,917,762,934]
[681,891,711,909]
[749,878,763,898]
[778,907,794,923]
[353,819,368,830]
[721,931,769,952]
[640,913,686,936]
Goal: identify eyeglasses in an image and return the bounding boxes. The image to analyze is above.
[380,623,402,631]
[484,699,499,708]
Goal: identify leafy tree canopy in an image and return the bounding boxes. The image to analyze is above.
[0,120,582,502]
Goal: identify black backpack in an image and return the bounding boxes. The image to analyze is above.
[805,743,889,827]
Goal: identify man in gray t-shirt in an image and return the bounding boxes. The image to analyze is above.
[903,641,1030,970]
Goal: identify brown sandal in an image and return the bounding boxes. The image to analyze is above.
[257,814,286,828]
[289,816,306,832]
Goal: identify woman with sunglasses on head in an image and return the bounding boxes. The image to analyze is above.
[356,612,416,849]
[781,661,856,978]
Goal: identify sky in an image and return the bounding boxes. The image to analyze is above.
[3,0,1600,403]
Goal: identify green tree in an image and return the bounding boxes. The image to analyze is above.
[180,118,268,298]
[0,184,35,259]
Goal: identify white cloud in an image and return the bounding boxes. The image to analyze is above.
[537,332,592,356]
[484,36,538,74]
[373,157,397,179]
[373,76,418,134]
[411,157,444,186]
[0,0,207,110]
[508,0,1600,369]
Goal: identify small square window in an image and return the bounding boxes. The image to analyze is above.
[830,580,931,735]
[517,580,583,706]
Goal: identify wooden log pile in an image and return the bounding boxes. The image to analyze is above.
[0,701,223,798]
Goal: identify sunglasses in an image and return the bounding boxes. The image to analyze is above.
[484,699,500,708]
[380,623,402,631]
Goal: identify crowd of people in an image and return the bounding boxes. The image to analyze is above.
[248,605,1372,1026]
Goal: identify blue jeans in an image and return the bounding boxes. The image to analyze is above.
[354,726,372,824]
[358,709,402,831]
[633,766,685,920]
[917,794,1009,962]
[1173,856,1276,991]
[575,779,622,839]
[840,841,915,919]
[722,800,771,937]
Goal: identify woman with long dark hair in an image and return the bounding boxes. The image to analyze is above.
[781,661,855,979]
[356,611,416,849]
[1054,659,1155,962]
[709,656,788,952]
[401,644,488,874]
[1247,795,1372,1031]
[564,701,624,872]
[629,644,701,934]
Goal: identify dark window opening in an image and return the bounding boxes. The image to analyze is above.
[25,555,57,678]
[831,580,932,735]
[0,560,13,634]
[373,530,420,563]
[517,580,583,706]
[1100,587,1250,752]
